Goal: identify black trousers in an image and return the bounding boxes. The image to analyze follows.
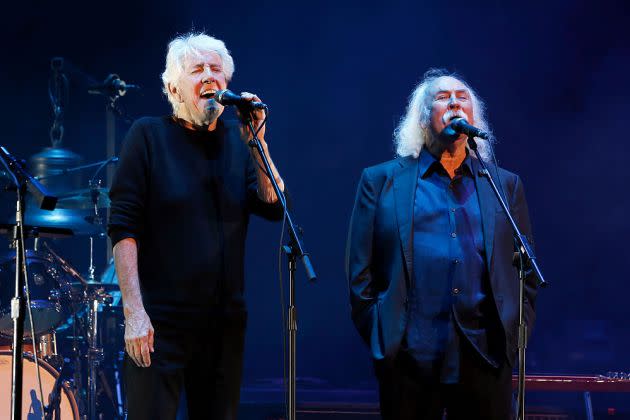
[374,338,513,420]
[124,314,246,420]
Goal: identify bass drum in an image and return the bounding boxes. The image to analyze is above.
[0,351,79,419]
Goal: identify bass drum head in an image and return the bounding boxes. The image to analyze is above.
[0,351,79,419]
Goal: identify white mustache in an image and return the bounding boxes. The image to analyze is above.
[442,110,469,125]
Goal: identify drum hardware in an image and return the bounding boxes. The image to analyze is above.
[38,332,64,371]
[45,373,64,420]
[0,59,129,419]
[20,159,114,239]
[0,249,74,338]
[39,240,124,419]
[0,239,121,419]
[0,232,123,418]
[1,133,120,418]
[86,285,115,420]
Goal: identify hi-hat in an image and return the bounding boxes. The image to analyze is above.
[56,187,110,210]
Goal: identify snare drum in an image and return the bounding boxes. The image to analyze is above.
[0,351,79,419]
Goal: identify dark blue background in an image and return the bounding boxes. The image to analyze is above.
[2,0,629,413]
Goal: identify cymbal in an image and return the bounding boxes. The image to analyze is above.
[24,208,106,236]
[56,187,110,210]
[0,224,74,238]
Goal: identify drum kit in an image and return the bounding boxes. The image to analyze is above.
[0,168,124,420]
[0,57,138,420]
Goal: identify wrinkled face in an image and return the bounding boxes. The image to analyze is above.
[170,50,228,126]
[428,76,475,142]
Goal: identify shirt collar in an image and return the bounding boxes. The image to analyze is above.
[418,147,473,179]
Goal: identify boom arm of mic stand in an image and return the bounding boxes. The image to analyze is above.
[245,118,317,282]
[0,147,58,211]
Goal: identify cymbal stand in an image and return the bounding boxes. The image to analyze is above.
[88,236,95,282]
[86,288,111,420]
[70,308,85,415]
[87,178,104,283]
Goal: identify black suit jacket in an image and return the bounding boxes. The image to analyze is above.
[346,154,537,365]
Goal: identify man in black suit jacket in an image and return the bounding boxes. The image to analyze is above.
[346,69,537,420]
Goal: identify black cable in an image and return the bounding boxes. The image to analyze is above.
[17,187,46,418]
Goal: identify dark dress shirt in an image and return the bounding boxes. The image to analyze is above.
[405,150,500,383]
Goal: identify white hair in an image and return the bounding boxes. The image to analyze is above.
[161,32,235,115]
[394,69,494,160]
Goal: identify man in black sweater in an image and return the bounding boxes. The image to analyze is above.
[108,32,285,419]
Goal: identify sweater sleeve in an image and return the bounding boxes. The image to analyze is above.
[245,148,289,220]
[107,120,150,247]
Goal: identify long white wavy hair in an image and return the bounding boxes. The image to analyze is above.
[394,69,494,160]
[161,32,235,116]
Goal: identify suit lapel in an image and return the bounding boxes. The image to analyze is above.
[393,156,418,280]
[472,157,498,273]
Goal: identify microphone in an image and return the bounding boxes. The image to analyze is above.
[213,89,267,110]
[448,118,490,140]
[88,74,140,97]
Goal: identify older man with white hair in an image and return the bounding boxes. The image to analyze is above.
[108,32,285,419]
[346,69,537,419]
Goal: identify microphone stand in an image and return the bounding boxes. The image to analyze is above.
[88,73,137,263]
[243,113,317,420]
[0,146,57,420]
[467,138,547,420]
